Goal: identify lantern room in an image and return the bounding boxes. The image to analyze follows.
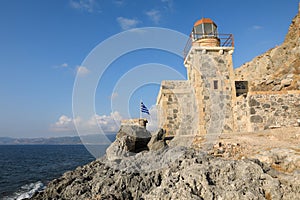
[192,18,220,47]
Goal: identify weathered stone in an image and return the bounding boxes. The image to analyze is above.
[282,105,289,111]
[281,78,293,87]
[249,98,260,107]
[253,148,300,173]
[287,74,294,79]
[250,107,256,114]
[273,79,281,85]
[147,129,167,151]
[31,147,300,200]
[272,85,283,91]
[266,79,274,85]
[277,98,283,103]
[106,125,151,161]
[250,115,263,123]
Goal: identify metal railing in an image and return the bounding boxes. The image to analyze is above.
[183,34,234,59]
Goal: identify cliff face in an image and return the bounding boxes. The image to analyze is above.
[235,5,300,91]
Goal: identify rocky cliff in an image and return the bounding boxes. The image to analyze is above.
[235,5,300,91]
[30,147,300,200]
[30,125,300,200]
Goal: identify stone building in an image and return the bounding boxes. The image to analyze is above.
[156,17,300,143]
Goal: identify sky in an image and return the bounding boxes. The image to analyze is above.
[0,0,298,138]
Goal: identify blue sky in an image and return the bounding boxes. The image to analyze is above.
[0,0,298,138]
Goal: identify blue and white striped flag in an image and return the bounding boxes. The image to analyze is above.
[140,102,150,115]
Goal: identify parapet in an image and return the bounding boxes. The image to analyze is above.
[121,118,148,128]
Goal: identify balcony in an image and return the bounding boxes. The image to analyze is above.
[183,34,234,59]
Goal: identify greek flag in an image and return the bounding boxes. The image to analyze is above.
[140,102,150,115]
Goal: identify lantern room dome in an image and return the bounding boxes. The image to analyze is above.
[192,17,220,47]
[194,18,217,27]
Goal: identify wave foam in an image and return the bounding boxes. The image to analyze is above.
[4,181,44,200]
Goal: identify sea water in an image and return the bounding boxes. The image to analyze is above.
[0,144,109,200]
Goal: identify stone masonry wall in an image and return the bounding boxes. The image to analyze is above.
[234,91,300,132]
[185,48,235,137]
[156,80,197,137]
[233,95,250,132]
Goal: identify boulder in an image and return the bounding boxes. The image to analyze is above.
[287,74,294,79]
[272,84,283,91]
[147,129,167,151]
[106,125,151,161]
[252,148,300,173]
[266,79,274,85]
[281,78,293,87]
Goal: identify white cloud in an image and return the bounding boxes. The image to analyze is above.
[61,63,68,68]
[117,17,140,30]
[90,112,123,132]
[252,25,263,30]
[76,66,90,76]
[51,112,123,134]
[52,63,69,69]
[146,105,159,132]
[69,0,100,13]
[145,9,161,24]
[50,115,77,132]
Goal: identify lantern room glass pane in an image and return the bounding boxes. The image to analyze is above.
[204,23,213,35]
[194,25,203,34]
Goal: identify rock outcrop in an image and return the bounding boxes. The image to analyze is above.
[31,146,300,200]
[147,128,167,151]
[235,5,300,91]
[106,125,151,161]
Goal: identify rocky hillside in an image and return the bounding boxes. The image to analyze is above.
[235,5,300,91]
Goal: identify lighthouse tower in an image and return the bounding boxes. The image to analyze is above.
[156,18,236,146]
[183,18,236,141]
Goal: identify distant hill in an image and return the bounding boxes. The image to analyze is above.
[0,134,116,145]
[235,5,300,91]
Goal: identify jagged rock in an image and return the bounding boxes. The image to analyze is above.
[273,79,281,85]
[31,147,300,200]
[272,84,283,91]
[106,125,151,161]
[266,79,274,85]
[147,129,167,151]
[281,78,293,87]
[252,148,300,173]
[287,74,294,79]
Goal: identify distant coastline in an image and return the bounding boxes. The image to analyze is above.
[0,134,116,145]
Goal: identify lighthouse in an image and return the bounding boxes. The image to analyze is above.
[157,18,236,145]
[184,18,236,139]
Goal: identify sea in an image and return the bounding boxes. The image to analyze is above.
[0,144,111,200]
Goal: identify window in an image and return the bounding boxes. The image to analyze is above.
[235,81,248,96]
[204,23,213,35]
[213,80,218,90]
